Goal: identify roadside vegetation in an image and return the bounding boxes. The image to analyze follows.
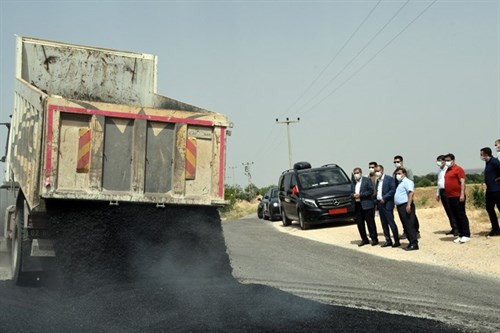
[219,173,488,221]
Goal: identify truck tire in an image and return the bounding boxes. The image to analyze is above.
[11,194,25,285]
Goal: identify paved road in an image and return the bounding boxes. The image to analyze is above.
[0,207,489,332]
[223,216,500,333]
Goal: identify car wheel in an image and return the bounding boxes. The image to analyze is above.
[298,210,310,230]
[263,211,269,220]
[281,211,291,226]
[257,207,263,219]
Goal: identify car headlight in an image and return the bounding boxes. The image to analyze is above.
[273,202,279,207]
[302,198,317,208]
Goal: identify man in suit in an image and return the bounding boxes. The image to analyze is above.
[351,167,379,247]
[375,165,400,247]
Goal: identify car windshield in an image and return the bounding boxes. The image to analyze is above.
[298,168,350,190]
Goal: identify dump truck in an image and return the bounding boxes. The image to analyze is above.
[0,36,230,284]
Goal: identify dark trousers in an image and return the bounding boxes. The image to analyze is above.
[377,202,399,244]
[448,196,471,238]
[396,202,418,246]
[439,188,458,233]
[355,202,378,242]
[485,191,500,231]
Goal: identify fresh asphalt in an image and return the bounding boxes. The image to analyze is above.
[0,205,495,332]
[223,215,500,333]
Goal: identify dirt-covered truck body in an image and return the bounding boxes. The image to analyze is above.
[0,36,229,283]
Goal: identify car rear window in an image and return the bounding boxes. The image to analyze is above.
[298,168,350,189]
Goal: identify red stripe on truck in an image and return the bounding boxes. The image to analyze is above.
[219,128,225,198]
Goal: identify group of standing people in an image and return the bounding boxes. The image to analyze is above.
[351,156,420,251]
[351,144,500,252]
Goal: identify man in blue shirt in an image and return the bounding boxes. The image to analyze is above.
[480,147,500,236]
[394,167,419,251]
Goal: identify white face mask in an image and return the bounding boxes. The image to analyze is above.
[369,167,375,174]
[375,171,382,178]
[436,161,443,167]
[496,145,500,152]
[445,161,452,167]
[396,174,403,181]
[480,156,486,161]
[353,173,361,180]
[394,162,401,168]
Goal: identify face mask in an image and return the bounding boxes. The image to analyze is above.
[375,172,382,178]
[480,156,486,161]
[394,162,401,168]
[496,145,500,152]
[353,173,361,180]
[369,167,375,174]
[445,161,452,167]
[436,161,443,167]
[396,174,403,181]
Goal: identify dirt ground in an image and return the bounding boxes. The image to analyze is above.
[271,206,500,279]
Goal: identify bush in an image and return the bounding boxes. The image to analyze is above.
[471,185,486,208]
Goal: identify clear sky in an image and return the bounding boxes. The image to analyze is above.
[1,0,499,188]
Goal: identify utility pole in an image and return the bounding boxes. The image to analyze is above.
[242,162,254,195]
[275,117,300,169]
[228,166,237,186]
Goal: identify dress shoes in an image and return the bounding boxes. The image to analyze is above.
[380,242,393,248]
[358,240,370,247]
[371,240,379,246]
[391,242,401,248]
[404,244,419,251]
[487,230,500,237]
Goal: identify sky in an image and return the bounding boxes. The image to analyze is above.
[0,0,499,188]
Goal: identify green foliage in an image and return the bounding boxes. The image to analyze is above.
[471,185,486,208]
[414,174,437,187]
[415,196,429,208]
[465,172,484,184]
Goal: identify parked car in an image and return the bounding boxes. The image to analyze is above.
[262,187,281,221]
[278,162,356,230]
[257,195,267,219]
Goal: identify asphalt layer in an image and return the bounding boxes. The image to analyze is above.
[0,202,459,332]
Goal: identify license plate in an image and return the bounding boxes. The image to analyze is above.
[328,207,347,215]
[28,229,54,238]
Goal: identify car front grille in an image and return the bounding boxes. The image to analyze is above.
[316,195,352,209]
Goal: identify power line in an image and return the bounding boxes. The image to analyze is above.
[278,0,382,119]
[303,0,438,115]
[290,0,411,117]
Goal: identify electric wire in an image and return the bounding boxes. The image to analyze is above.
[289,0,411,118]
[277,0,382,119]
[302,0,438,116]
